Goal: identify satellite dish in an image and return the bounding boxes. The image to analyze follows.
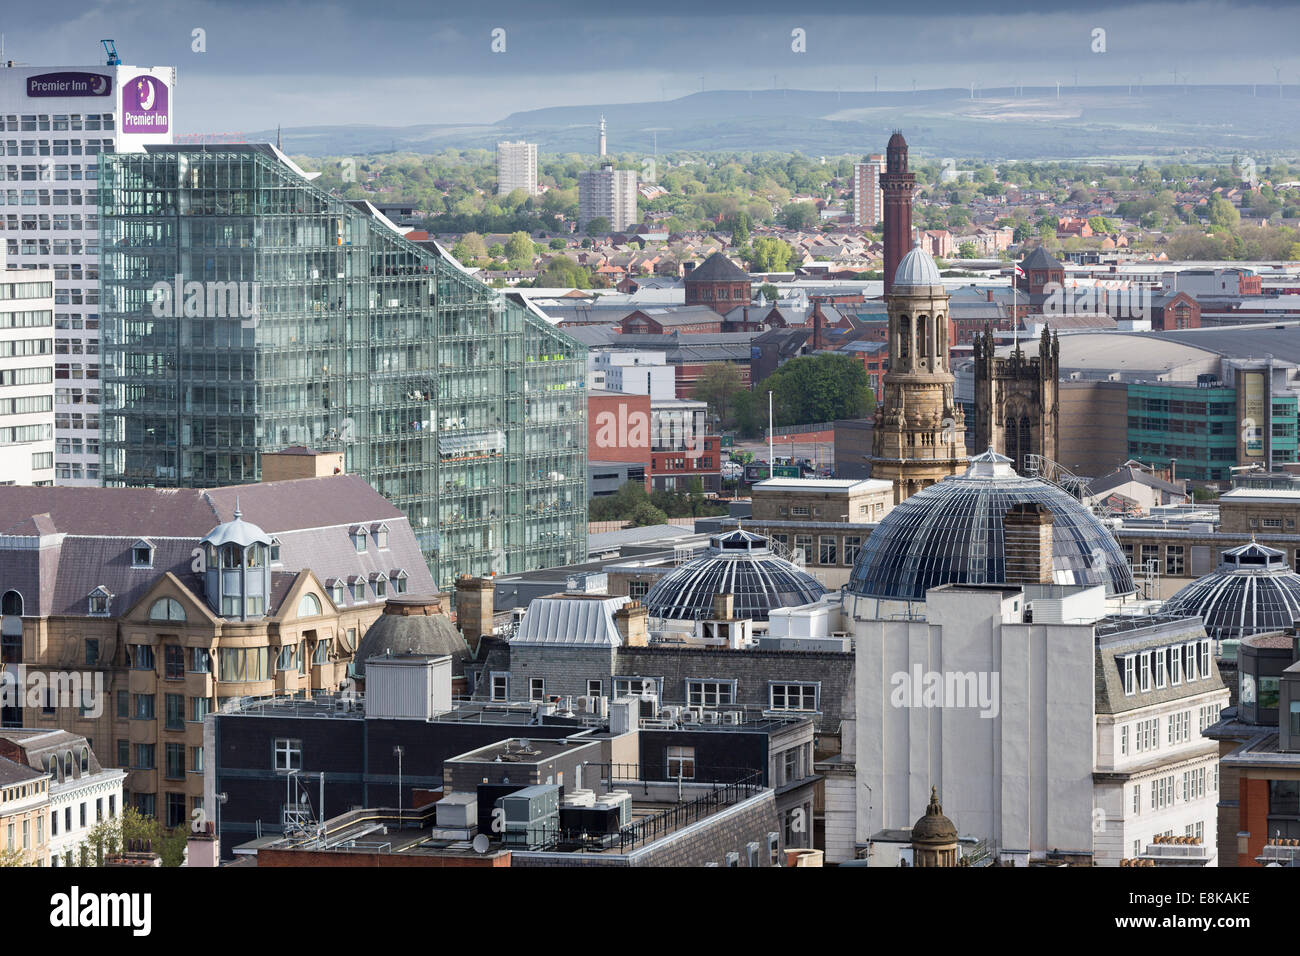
[472,834,490,854]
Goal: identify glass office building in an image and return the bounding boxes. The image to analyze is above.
[98,144,586,587]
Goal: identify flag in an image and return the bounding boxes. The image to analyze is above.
[1014,263,1026,278]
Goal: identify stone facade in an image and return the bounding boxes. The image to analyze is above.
[973,325,1060,474]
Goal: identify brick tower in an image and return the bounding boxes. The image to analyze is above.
[881,131,916,296]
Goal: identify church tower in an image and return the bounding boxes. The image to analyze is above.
[871,244,968,503]
[973,324,1060,475]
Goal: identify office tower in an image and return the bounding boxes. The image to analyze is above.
[0,260,55,484]
[496,141,537,196]
[99,144,588,589]
[0,61,175,485]
[853,155,884,228]
[880,132,916,296]
[578,163,637,233]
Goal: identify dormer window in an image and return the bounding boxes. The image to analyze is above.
[131,539,154,568]
[391,570,408,594]
[88,586,111,616]
[329,580,346,606]
[269,538,281,563]
[372,524,389,550]
[351,528,367,553]
[350,577,365,601]
[373,575,387,599]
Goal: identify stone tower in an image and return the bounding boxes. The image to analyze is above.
[973,324,1060,475]
[881,131,916,296]
[871,245,968,504]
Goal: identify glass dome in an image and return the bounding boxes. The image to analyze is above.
[643,528,827,622]
[1162,542,1300,641]
[848,449,1136,601]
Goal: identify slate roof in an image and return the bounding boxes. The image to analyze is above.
[685,252,750,283]
[0,477,434,619]
[1093,616,1226,715]
[1020,246,1063,271]
[0,755,45,787]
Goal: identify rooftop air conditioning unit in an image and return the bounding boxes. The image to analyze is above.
[660,705,682,722]
[701,711,721,725]
[723,711,743,725]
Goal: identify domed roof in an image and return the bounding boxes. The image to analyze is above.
[353,594,469,677]
[848,449,1136,601]
[642,528,827,622]
[201,503,271,548]
[892,244,943,290]
[1162,541,1300,641]
[912,787,958,845]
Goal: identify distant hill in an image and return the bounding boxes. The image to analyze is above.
[243,85,1300,160]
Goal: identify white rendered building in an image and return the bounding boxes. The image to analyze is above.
[0,60,175,485]
[0,260,54,484]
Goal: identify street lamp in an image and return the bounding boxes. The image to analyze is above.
[393,746,404,827]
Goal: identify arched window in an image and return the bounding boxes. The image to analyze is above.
[1,590,22,616]
[917,316,930,361]
[897,317,910,359]
[79,748,89,774]
[297,593,322,618]
[62,751,73,780]
[149,598,187,622]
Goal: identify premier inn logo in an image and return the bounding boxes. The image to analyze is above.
[27,72,113,98]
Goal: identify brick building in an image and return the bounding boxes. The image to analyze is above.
[684,252,753,315]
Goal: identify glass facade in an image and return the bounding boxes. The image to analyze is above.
[1126,384,1244,482]
[98,145,586,587]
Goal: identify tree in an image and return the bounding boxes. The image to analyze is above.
[451,232,487,265]
[692,362,744,427]
[760,283,780,303]
[722,211,751,243]
[957,241,978,259]
[505,231,536,264]
[760,353,873,426]
[487,243,506,260]
[77,807,188,867]
[744,237,797,272]
[1207,195,1240,230]
[585,216,611,236]
[630,501,669,527]
[778,201,819,231]
[548,237,567,250]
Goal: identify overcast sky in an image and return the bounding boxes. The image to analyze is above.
[4,0,1300,132]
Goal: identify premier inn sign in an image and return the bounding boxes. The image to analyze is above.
[27,72,113,97]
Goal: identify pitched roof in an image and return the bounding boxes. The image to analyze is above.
[511,593,630,646]
[1021,246,1063,270]
[685,252,750,283]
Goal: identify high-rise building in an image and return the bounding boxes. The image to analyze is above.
[98,144,588,589]
[598,115,607,157]
[496,141,537,196]
[870,245,967,503]
[578,163,636,233]
[0,261,55,485]
[880,132,916,296]
[0,61,176,485]
[853,155,884,229]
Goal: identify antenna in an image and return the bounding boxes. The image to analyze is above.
[101,40,120,66]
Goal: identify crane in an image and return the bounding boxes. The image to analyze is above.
[101,40,120,66]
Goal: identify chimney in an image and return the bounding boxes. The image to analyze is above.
[1002,503,1055,585]
[187,822,221,867]
[987,289,994,302]
[614,600,649,647]
[261,447,345,481]
[454,574,495,655]
[711,592,735,620]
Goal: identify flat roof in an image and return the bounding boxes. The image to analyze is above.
[753,477,891,492]
[446,736,599,765]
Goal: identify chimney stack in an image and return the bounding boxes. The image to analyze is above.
[1002,503,1055,585]
[614,600,649,647]
[454,574,495,655]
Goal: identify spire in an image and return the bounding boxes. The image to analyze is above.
[276,125,282,152]
[234,495,242,521]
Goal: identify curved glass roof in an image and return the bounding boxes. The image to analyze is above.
[848,449,1136,600]
[1162,542,1300,640]
[643,528,827,622]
